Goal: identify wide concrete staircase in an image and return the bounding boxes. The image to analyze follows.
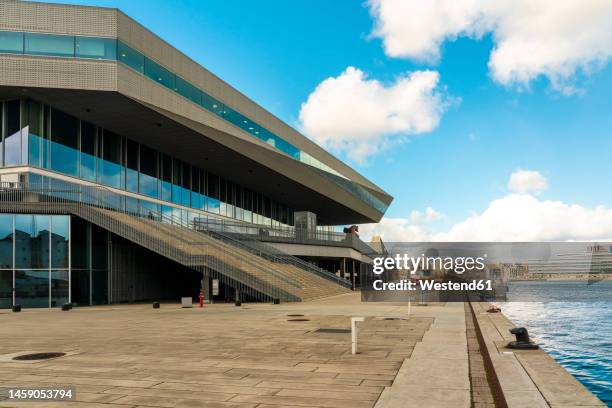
[0,183,351,302]
[77,206,351,302]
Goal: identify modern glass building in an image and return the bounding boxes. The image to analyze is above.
[0,1,392,307]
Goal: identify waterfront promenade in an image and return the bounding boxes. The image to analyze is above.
[0,294,604,407]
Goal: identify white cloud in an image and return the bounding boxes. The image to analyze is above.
[507,170,548,194]
[368,0,612,93]
[298,67,449,163]
[410,207,443,224]
[362,194,612,242]
[359,216,433,242]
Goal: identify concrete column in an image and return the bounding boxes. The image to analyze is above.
[201,274,210,303]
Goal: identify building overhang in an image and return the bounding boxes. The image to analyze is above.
[0,83,387,224]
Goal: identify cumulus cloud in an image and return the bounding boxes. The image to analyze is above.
[368,0,612,93]
[507,170,548,194]
[359,216,433,242]
[410,207,443,224]
[298,67,449,162]
[362,194,612,242]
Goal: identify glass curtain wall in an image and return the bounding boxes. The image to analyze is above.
[0,30,387,214]
[1,98,295,228]
[0,214,70,308]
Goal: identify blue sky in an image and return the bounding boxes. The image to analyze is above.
[40,0,612,240]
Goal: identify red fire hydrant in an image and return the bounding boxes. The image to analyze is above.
[199,290,204,308]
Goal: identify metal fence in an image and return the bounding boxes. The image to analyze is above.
[194,218,377,256]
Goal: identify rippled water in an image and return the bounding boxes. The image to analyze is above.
[502,281,612,406]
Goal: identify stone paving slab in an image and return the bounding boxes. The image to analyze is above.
[374,302,471,408]
[0,294,432,408]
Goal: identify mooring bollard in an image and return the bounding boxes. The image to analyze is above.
[152,302,160,309]
[12,304,21,312]
[351,317,365,355]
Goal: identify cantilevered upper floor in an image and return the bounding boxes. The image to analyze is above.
[0,0,392,225]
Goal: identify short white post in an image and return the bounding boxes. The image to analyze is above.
[351,317,365,355]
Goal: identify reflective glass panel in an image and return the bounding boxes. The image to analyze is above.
[125,139,138,193]
[51,216,69,269]
[175,76,201,105]
[80,121,97,181]
[117,41,144,73]
[75,36,116,60]
[139,145,158,198]
[199,93,225,116]
[14,215,49,269]
[50,270,69,307]
[15,270,49,308]
[0,31,24,54]
[0,214,13,269]
[50,108,79,176]
[144,57,174,90]
[100,130,122,188]
[25,33,74,57]
[71,269,89,307]
[0,270,11,308]
[4,100,22,166]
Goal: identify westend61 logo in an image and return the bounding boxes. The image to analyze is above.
[373,253,487,275]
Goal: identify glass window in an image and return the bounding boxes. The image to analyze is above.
[161,154,172,202]
[144,57,175,90]
[25,33,74,57]
[0,214,13,269]
[175,76,201,105]
[125,139,138,193]
[139,144,158,198]
[191,167,200,208]
[181,162,191,207]
[100,130,122,188]
[171,159,181,205]
[0,31,24,54]
[117,41,144,73]
[200,93,225,116]
[80,121,97,181]
[75,36,116,60]
[51,216,69,269]
[50,108,79,176]
[0,270,11,309]
[51,270,69,307]
[15,270,49,308]
[4,100,22,166]
[14,215,49,269]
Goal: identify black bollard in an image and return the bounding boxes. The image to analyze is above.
[507,327,539,349]
[12,304,21,312]
[152,302,160,309]
[61,303,72,311]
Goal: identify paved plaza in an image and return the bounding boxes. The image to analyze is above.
[0,294,471,408]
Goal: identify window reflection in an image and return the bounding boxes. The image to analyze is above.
[51,270,69,307]
[100,130,122,188]
[15,215,49,269]
[15,270,49,308]
[7,98,305,228]
[25,33,74,57]
[50,108,79,176]
[0,31,24,54]
[80,121,97,181]
[75,36,116,60]
[51,216,69,269]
